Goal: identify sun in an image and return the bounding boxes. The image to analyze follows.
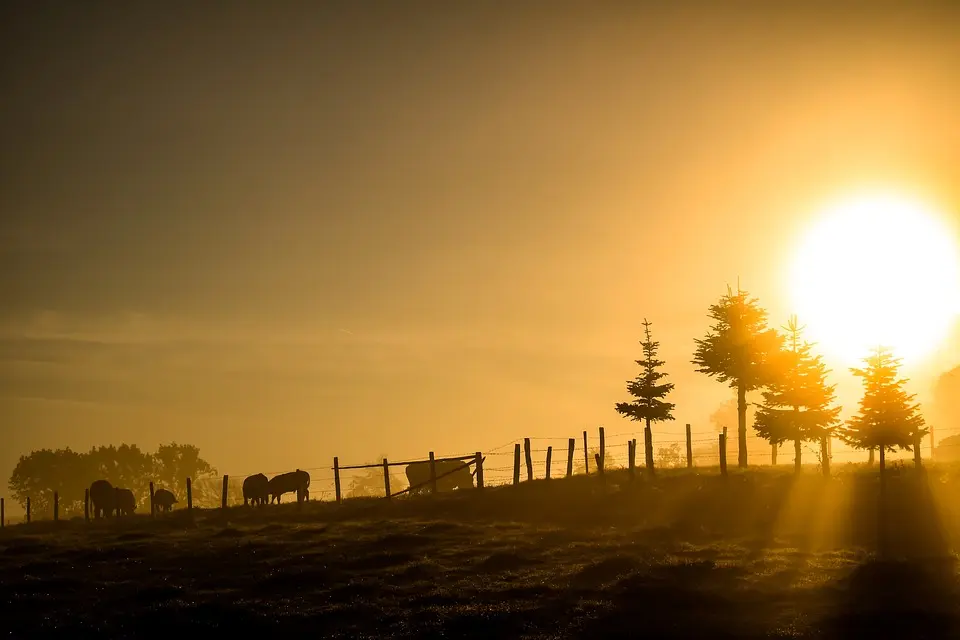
[788,190,960,366]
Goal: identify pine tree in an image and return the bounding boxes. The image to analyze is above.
[753,315,841,474]
[841,346,927,476]
[615,318,675,472]
[692,285,782,468]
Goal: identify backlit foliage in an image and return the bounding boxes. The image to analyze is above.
[753,316,841,468]
[692,285,782,466]
[841,346,926,455]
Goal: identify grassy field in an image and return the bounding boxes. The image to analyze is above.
[4,464,960,638]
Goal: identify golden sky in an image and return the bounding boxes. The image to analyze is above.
[2,2,960,482]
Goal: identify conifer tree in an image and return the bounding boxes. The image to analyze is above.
[693,285,782,467]
[615,318,675,472]
[753,316,841,474]
[841,346,927,476]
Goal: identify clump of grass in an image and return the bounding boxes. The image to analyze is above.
[3,464,960,636]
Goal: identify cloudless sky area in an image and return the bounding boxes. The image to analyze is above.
[2,1,960,483]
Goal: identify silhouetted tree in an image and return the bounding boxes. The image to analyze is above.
[8,443,218,513]
[8,448,88,516]
[693,285,782,467]
[753,316,841,473]
[153,443,216,494]
[87,444,153,504]
[615,318,675,473]
[841,346,927,477]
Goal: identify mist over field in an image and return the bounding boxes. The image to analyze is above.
[4,1,960,637]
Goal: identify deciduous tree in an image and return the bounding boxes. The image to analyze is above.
[87,444,154,499]
[8,443,218,513]
[153,443,216,495]
[8,448,88,516]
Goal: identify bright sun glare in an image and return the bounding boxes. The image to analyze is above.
[788,191,960,366]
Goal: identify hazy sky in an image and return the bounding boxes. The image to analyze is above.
[3,2,960,486]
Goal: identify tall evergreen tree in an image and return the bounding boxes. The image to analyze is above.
[693,285,782,467]
[841,346,927,476]
[753,316,841,474]
[615,318,675,472]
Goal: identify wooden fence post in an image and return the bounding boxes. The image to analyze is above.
[594,453,604,484]
[771,442,778,466]
[383,458,391,499]
[54,492,59,522]
[429,451,438,494]
[567,438,575,478]
[475,451,484,489]
[719,431,727,476]
[149,482,155,518]
[686,424,693,468]
[513,444,521,485]
[186,478,193,512]
[545,446,553,480]
[523,438,533,481]
[221,475,229,509]
[26,497,31,523]
[628,440,635,480]
[84,489,90,522]
[334,457,342,504]
[1,498,4,528]
[583,430,589,474]
[599,427,606,471]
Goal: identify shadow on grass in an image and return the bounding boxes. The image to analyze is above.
[820,558,960,639]
[818,470,958,638]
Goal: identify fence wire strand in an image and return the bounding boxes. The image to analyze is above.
[7,425,951,522]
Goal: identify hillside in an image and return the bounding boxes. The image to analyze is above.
[3,466,960,637]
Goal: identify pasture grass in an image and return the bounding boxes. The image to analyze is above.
[4,463,960,637]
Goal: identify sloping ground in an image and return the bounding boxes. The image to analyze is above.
[3,467,960,638]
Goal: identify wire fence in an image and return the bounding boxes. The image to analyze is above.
[4,424,958,525]
[141,425,960,508]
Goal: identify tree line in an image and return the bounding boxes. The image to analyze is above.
[616,285,927,476]
[5,283,931,517]
[7,443,217,516]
